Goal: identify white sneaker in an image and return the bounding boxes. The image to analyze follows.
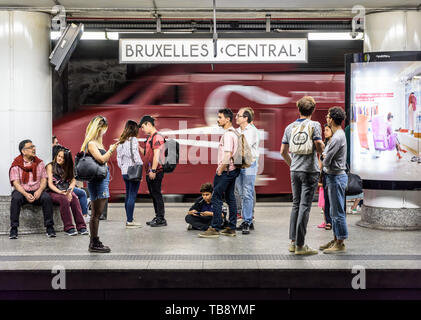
[126,221,142,229]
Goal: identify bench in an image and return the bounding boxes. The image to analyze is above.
[0,196,64,235]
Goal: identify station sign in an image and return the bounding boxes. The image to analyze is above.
[119,36,307,63]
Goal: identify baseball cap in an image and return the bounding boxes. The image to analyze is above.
[139,115,155,127]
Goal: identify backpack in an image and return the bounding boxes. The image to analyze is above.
[148,132,179,173]
[223,128,253,169]
[289,120,315,155]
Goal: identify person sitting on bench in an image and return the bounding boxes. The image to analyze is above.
[9,139,56,239]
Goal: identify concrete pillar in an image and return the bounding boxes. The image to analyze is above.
[0,11,52,197]
[357,11,421,230]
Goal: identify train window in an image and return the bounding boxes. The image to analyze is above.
[153,85,187,105]
[120,91,140,104]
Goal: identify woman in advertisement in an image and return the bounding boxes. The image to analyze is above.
[386,112,407,159]
[408,92,417,135]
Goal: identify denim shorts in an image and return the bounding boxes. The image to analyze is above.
[87,168,110,200]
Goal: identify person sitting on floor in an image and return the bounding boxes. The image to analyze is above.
[46,147,88,236]
[185,183,217,231]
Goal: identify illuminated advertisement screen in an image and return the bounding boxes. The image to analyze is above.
[347,53,421,184]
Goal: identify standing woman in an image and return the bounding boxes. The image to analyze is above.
[117,120,143,228]
[81,116,119,253]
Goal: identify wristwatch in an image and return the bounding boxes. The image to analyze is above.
[151,169,157,173]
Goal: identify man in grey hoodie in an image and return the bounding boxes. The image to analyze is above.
[320,106,348,254]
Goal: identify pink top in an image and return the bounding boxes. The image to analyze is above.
[9,159,47,192]
[409,94,417,111]
[218,128,238,172]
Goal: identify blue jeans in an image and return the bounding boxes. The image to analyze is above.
[326,173,348,240]
[73,187,88,215]
[211,169,241,230]
[290,171,319,246]
[122,174,141,223]
[235,161,258,224]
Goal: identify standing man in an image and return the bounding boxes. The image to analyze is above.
[320,107,349,254]
[281,96,324,255]
[9,139,56,239]
[138,115,167,227]
[199,108,240,238]
[235,107,260,234]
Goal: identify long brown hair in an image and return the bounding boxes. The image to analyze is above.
[52,148,74,182]
[119,120,139,143]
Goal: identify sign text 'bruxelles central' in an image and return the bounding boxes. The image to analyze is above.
[120,38,307,63]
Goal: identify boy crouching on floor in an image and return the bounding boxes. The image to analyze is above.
[186,183,225,231]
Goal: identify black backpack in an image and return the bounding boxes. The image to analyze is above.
[148,132,179,173]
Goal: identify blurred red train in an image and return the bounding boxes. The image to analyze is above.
[53,65,344,197]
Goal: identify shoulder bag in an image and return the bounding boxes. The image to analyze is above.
[127,137,143,181]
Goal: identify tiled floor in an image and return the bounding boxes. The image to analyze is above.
[0,202,420,271]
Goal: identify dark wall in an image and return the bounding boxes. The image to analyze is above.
[52,39,363,120]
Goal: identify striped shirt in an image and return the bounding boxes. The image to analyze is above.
[117,137,143,175]
[9,159,47,192]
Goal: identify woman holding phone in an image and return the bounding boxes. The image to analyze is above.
[46,147,88,236]
[81,115,119,253]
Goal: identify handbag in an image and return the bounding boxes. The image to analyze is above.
[127,137,143,181]
[345,164,363,196]
[74,144,107,182]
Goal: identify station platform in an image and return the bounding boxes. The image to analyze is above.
[0,202,420,300]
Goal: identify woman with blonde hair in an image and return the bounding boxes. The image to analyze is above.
[117,120,143,228]
[81,115,119,253]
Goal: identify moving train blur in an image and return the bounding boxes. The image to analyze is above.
[53,64,344,197]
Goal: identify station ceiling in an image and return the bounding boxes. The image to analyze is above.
[0,0,420,19]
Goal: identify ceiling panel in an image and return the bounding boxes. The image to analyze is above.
[0,0,419,9]
[0,0,419,19]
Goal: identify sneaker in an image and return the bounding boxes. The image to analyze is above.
[288,242,296,253]
[46,226,56,238]
[9,227,18,240]
[236,221,247,230]
[146,217,158,226]
[78,228,89,235]
[186,224,193,231]
[319,239,336,250]
[65,228,78,236]
[295,245,318,255]
[317,222,326,228]
[351,208,358,214]
[242,223,250,235]
[220,227,236,237]
[88,237,111,253]
[323,242,346,254]
[126,221,142,229]
[149,219,167,227]
[198,227,220,238]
